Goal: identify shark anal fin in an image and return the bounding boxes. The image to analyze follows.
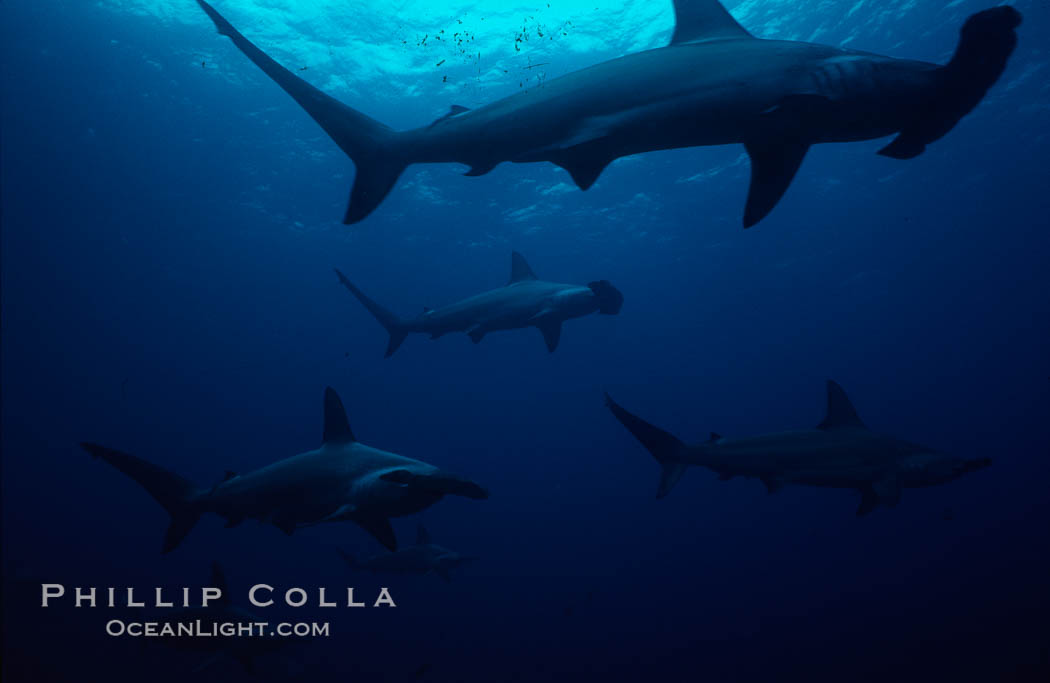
[817,380,867,431]
[856,487,879,517]
[509,251,538,283]
[356,516,397,551]
[537,320,563,353]
[742,140,810,228]
[878,134,927,160]
[761,477,785,495]
[322,386,356,444]
[467,326,486,344]
[670,0,752,45]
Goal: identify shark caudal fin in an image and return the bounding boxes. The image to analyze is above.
[80,443,203,553]
[879,6,1021,160]
[334,269,409,357]
[604,394,688,498]
[195,1,407,223]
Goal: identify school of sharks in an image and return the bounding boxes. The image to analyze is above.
[70,0,1023,674]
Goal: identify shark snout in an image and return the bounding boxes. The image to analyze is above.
[588,280,624,315]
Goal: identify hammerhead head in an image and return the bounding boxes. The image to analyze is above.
[606,381,991,515]
[335,252,623,356]
[81,387,487,552]
[195,0,1020,227]
[338,523,477,583]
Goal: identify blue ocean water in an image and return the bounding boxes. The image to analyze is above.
[2,1,1049,681]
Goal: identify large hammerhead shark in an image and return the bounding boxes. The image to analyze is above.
[82,387,487,552]
[194,0,1020,227]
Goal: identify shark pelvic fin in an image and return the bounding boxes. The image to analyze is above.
[670,0,752,45]
[509,251,538,283]
[658,462,689,498]
[856,486,879,517]
[742,140,810,228]
[322,386,356,444]
[537,320,563,353]
[434,566,452,583]
[816,380,867,431]
[416,522,432,545]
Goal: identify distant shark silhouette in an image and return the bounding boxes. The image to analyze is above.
[338,523,477,583]
[82,387,487,552]
[195,0,1019,227]
[167,562,289,674]
[606,381,991,515]
[335,252,622,356]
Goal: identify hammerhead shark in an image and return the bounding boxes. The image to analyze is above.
[335,252,623,356]
[606,381,991,515]
[194,0,1020,227]
[168,563,290,674]
[81,387,487,552]
[338,523,477,583]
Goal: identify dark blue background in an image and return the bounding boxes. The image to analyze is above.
[3,1,1048,681]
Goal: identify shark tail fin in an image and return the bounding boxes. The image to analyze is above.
[604,394,688,498]
[80,442,203,553]
[334,269,409,357]
[195,0,409,224]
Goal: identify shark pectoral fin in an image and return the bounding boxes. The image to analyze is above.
[433,567,452,583]
[428,105,470,128]
[742,141,810,228]
[356,516,397,551]
[550,148,613,191]
[657,462,689,498]
[856,487,879,517]
[536,320,563,353]
[670,0,752,45]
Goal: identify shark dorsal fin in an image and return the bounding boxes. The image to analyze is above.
[209,561,232,606]
[322,386,356,444]
[670,0,752,45]
[509,251,538,283]
[817,380,867,431]
[416,523,431,545]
